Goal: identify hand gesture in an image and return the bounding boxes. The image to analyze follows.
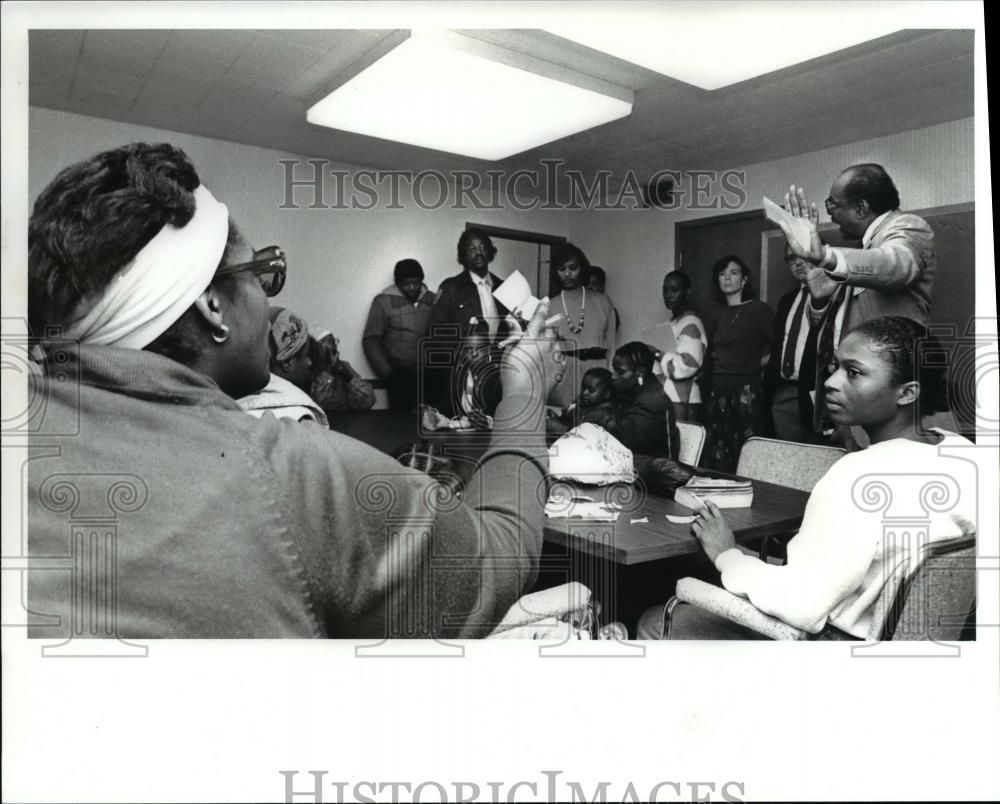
[781,185,825,264]
[499,297,565,400]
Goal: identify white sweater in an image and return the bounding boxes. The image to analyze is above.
[714,430,976,637]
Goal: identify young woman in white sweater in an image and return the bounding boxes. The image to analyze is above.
[638,315,977,639]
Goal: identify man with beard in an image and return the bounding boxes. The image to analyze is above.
[427,228,510,411]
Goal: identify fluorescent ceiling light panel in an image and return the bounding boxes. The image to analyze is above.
[547,5,901,90]
[307,31,633,160]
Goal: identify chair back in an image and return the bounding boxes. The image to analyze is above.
[869,535,976,641]
[676,421,706,466]
[736,437,845,491]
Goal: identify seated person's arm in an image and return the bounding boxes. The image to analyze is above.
[709,461,879,633]
[607,394,666,453]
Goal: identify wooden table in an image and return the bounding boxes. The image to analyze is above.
[543,479,809,566]
[329,410,810,627]
[330,411,808,562]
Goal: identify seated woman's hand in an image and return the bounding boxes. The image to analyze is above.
[691,501,737,563]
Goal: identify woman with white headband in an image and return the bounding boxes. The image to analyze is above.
[27,142,563,639]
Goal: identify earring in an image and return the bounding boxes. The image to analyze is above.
[212,324,230,344]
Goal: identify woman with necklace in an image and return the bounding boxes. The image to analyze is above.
[547,242,617,408]
[703,254,776,473]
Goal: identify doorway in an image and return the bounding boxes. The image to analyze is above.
[465,223,566,297]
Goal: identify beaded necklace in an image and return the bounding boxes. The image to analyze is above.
[561,287,586,334]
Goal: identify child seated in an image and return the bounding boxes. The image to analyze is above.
[452,319,501,429]
[308,326,376,412]
[238,306,328,426]
[547,368,619,436]
[423,318,501,431]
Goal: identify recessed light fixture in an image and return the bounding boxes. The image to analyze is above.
[306,30,634,161]
[547,7,901,90]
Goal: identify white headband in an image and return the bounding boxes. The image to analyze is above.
[61,184,230,349]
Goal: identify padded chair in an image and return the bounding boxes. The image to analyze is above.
[736,437,846,562]
[736,437,846,492]
[671,534,976,641]
[676,421,707,466]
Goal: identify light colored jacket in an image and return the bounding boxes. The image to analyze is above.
[362,284,435,378]
[808,209,936,330]
[238,373,329,427]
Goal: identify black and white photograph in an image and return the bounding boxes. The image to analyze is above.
[2,1,997,802]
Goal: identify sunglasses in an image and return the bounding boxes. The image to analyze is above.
[216,245,286,297]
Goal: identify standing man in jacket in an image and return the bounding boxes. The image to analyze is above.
[780,163,935,438]
[362,258,435,411]
[427,228,510,410]
[764,244,820,443]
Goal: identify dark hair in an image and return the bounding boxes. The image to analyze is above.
[663,270,691,291]
[841,163,901,215]
[549,242,592,294]
[614,341,655,377]
[582,367,613,388]
[457,228,497,266]
[393,258,424,284]
[709,254,754,303]
[848,316,947,417]
[29,143,208,336]
[589,266,607,289]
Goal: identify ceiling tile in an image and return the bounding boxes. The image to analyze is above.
[25,28,973,181]
[28,30,85,59]
[133,81,210,110]
[159,30,259,72]
[72,64,146,102]
[220,42,326,91]
[80,30,171,75]
[30,67,74,98]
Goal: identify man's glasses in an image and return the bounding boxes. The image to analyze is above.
[216,245,286,297]
[824,197,848,215]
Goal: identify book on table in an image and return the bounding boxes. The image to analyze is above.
[673,475,754,510]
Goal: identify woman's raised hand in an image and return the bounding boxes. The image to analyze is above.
[499,297,564,401]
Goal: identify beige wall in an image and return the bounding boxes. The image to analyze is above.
[28,106,574,375]
[567,117,975,344]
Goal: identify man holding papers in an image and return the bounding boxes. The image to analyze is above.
[773,163,935,435]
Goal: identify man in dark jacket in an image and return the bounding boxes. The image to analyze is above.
[362,258,435,410]
[427,228,510,409]
[763,244,821,443]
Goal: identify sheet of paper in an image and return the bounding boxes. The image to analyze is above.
[763,196,812,253]
[493,270,539,320]
[640,321,677,356]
